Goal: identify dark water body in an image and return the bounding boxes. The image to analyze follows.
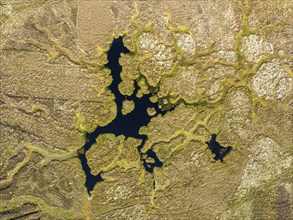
[205,134,232,162]
[78,37,173,195]
[78,37,234,195]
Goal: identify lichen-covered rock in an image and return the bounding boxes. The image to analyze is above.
[235,137,292,198]
[250,62,293,101]
[241,34,273,62]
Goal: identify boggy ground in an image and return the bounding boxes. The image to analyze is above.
[0,0,292,219]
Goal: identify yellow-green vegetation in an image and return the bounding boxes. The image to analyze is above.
[0,0,292,219]
[121,99,135,115]
[86,134,141,175]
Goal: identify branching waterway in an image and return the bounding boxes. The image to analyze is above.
[78,37,232,195]
[78,37,173,195]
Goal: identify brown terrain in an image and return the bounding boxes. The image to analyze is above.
[0,0,292,219]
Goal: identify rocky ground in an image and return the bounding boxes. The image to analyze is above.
[0,0,292,219]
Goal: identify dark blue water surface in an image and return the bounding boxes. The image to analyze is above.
[205,134,232,162]
[78,37,173,194]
